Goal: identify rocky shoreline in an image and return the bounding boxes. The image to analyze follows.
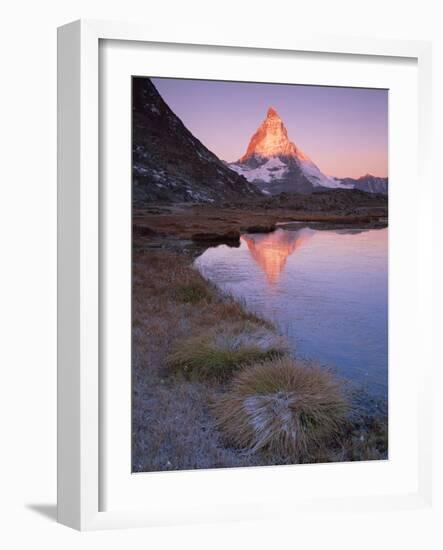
[133,192,388,250]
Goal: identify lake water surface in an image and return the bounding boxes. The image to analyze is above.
[195,225,388,400]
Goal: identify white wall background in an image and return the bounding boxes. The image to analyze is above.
[0,0,441,548]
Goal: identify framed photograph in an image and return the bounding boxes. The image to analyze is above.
[57,19,433,530]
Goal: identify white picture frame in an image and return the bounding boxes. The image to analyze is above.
[57,19,433,531]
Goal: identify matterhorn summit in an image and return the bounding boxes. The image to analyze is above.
[240,107,309,162]
[230,107,351,194]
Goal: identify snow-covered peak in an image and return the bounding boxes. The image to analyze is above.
[230,107,377,194]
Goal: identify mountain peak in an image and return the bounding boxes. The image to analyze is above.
[230,107,352,193]
[240,107,309,162]
[266,106,280,119]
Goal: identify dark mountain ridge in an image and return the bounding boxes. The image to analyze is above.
[132,78,260,204]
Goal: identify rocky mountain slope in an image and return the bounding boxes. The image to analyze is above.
[132,78,260,204]
[338,174,388,194]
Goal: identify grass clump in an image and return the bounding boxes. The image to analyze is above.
[213,357,348,460]
[166,321,287,382]
[173,280,211,304]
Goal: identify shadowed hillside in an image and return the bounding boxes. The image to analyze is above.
[132,78,260,204]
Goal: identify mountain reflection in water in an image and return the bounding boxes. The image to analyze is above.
[194,226,388,398]
[241,228,313,284]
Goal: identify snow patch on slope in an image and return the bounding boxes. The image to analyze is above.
[231,155,353,190]
[230,157,288,183]
[299,159,353,189]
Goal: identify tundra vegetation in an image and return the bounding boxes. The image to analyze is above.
[213,357,348,460]
[166,322,288,382]
[132,229,388,472]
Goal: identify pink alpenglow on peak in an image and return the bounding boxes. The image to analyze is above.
[240,106,310,162]
[230,106,352,194]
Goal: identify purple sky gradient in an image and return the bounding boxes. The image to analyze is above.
[151,77,388,179]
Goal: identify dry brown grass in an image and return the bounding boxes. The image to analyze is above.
[132,246,282,471]
[133,248,270,328]
[213,357,348,460]
[172,280,212,304]
[166,322,288,381]
[132,199,387,241]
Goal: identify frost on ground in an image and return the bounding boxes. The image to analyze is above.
[132,242,388,472]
